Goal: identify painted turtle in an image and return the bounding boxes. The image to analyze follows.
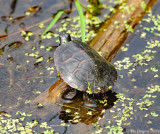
[54,33,117,93]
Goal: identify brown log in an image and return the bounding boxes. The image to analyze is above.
[31,0,157,106]
[90,0,157,61]
[31,78,67,105]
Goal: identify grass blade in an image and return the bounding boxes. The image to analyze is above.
[42,10,65,36]
[75,0,85,42]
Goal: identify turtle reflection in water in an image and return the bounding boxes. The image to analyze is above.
[59,89,118,125]
[54,32,117,98]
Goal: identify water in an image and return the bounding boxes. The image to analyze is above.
[0,0,160,133]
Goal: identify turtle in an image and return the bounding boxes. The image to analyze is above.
[54,32,117,94]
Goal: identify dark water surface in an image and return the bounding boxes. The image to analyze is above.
[112,1,160,133]
[0,0,160,134]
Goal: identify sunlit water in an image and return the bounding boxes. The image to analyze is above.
[0,0,160,134]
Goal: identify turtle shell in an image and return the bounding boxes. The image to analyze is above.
[54,40,117,93]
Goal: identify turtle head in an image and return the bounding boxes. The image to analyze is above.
[59,32,71,45]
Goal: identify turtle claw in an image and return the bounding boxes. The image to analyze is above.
[61,87,77,103]
[83,92,99,108]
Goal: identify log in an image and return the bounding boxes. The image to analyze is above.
[31,0,156,106]
[31,78,67,105]
[90,0,156,61]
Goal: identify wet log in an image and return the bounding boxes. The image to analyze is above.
[31,78,67,106]
[90,0,156,61]
[31,0,156,106]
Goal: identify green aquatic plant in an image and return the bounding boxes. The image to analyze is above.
[42,10,65,36]
[42,0,86,42]
[75,0,85,42]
